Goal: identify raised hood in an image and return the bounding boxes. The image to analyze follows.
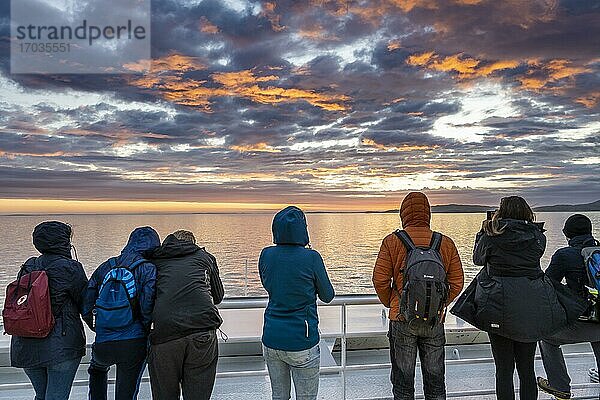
[32,221,72,257]
[400,192,431,228]
[272,206,309,246]
[121,226,160,255]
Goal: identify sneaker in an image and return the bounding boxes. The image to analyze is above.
[536,377,571,400]
[590,368,599,383]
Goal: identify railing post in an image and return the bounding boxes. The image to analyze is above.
[244,259,248,297]
[341,303,347,399]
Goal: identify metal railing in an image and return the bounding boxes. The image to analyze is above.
[0,294,598,399]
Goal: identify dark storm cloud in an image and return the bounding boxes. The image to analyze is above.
[0,0,599,208]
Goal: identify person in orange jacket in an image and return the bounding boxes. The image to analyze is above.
[373,192,464,400]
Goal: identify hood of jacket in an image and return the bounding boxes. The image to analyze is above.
[568,233,596,249]
[272,206,309,246]
[400,192,431,228]
[149,234,200,259]
[494,219,543,249]
[121,226,160,256]
[32,221,72,258]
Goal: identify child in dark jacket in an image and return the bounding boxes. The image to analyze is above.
[10,221,88,400]
[259,206,335,400]
[538,214,600,400]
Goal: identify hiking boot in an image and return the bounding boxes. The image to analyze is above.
[536,377,571,400]
[590,368,599,383]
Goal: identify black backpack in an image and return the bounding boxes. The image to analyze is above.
[394,230,449,326]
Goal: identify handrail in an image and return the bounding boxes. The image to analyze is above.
[218,293,382,309]
[0,294,597,399]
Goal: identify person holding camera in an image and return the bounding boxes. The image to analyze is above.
[470,196,583,400]
[537,214,600,400]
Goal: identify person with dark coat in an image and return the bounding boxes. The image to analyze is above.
[259,206,335,400]
[10,221,88,400]
[471,196,577,400]
[146,230,224,400]
[82,227,159,400]
[537,214,600,400]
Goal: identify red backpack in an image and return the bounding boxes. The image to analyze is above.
[3,261,55,338]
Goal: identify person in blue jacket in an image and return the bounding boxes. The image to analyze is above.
[10,221,88,400]
[537,214,600,400]
[82,227,159,400]
[259,206,335,400]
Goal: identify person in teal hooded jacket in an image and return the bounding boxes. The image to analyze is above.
[259,206,335,400]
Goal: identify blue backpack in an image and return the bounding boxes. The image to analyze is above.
[582,243,600,293]
[93,258,145,330]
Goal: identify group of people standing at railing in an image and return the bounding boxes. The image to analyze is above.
[3,192,599,400]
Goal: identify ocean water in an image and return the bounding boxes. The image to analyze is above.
[0,212,598,301]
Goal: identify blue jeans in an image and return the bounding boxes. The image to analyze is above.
[388,320,446,400]
[24,357,81,400]
[263,344,320,400]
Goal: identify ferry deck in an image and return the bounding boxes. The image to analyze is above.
[0,295,597,399]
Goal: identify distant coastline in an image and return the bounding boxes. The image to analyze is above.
[1,200,599,216]
[366,200,600,214]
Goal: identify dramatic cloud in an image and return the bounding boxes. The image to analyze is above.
[0,0,599,211]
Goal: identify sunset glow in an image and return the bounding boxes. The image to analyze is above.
[1,0,599,213]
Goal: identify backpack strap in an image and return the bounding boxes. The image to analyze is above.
[128,258,146,271]
[429,232,443,252]
[107,257,146,271]
[394,230,416,251]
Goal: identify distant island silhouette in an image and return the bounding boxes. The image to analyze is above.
[366,200,600,214]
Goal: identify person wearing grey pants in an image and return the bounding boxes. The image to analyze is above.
[537,214,600,399]
[539,322,600,396]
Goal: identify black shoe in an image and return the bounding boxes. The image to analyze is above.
[536,377,571,400]
[590,368,599,383]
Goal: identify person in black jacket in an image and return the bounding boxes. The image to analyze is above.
[10,221,88,400]
[472,196,574,400]
[537,214,600,400]
[146,230,224,400]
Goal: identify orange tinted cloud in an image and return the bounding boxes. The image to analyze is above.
[128,56,350,112]
[125,54,206,74]
[575,92,600,108]
[361,138,435,152]
[298,25,339,41]
[230,142,281,153]
[407,51,435,65]
[407,51,519,78]
[0,151,73,159]
[199,17,219,34]
[517,59,590,91]
[387,40,402,51]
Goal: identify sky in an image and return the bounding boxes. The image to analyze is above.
[0,0,599,213]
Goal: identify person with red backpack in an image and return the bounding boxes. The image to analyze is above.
[373,192,464,400]
[82,226,159,400]
[6,221,88,400]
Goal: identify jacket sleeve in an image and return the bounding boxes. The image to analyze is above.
[258,249,268,290]
[69,261,89,316]
[81,263,104,329]
[209,256,225,305]
[373,238,393,308]
[473,231,489,266]
[313,251,334,303]
[137,262,156,331]
[545,250,567,283]
[443,237,464,303]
